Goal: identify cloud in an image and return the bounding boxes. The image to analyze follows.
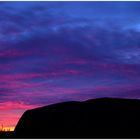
[1,1,140,129]
[0,101,38,110]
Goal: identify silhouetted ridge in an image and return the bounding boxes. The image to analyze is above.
[14,98,140,138]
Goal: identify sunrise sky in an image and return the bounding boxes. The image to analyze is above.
[1,1,140,131]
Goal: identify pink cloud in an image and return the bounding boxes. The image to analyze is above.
[0,73,46,81]
[0,113,20,131]
[0,101,39,110]
[0,49,29,58]
[0,101,39,130]
[0,48,48,58]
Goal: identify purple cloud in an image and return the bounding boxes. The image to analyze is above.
[1,1,140,130]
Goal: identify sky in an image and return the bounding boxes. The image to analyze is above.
[1,1,140,131]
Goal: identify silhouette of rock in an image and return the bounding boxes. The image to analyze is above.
[14,98,140,138]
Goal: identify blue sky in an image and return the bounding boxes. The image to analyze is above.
[1,1,140,130]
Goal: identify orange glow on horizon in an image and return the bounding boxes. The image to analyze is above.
[0,126,15,131]
[0,101,40,133]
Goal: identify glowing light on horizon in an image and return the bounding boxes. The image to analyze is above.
[0,126,15,132]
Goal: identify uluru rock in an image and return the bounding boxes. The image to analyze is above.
[14,98,140,138]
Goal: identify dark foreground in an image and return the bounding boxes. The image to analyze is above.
[0,131,14,139]
[3,97,140,138]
